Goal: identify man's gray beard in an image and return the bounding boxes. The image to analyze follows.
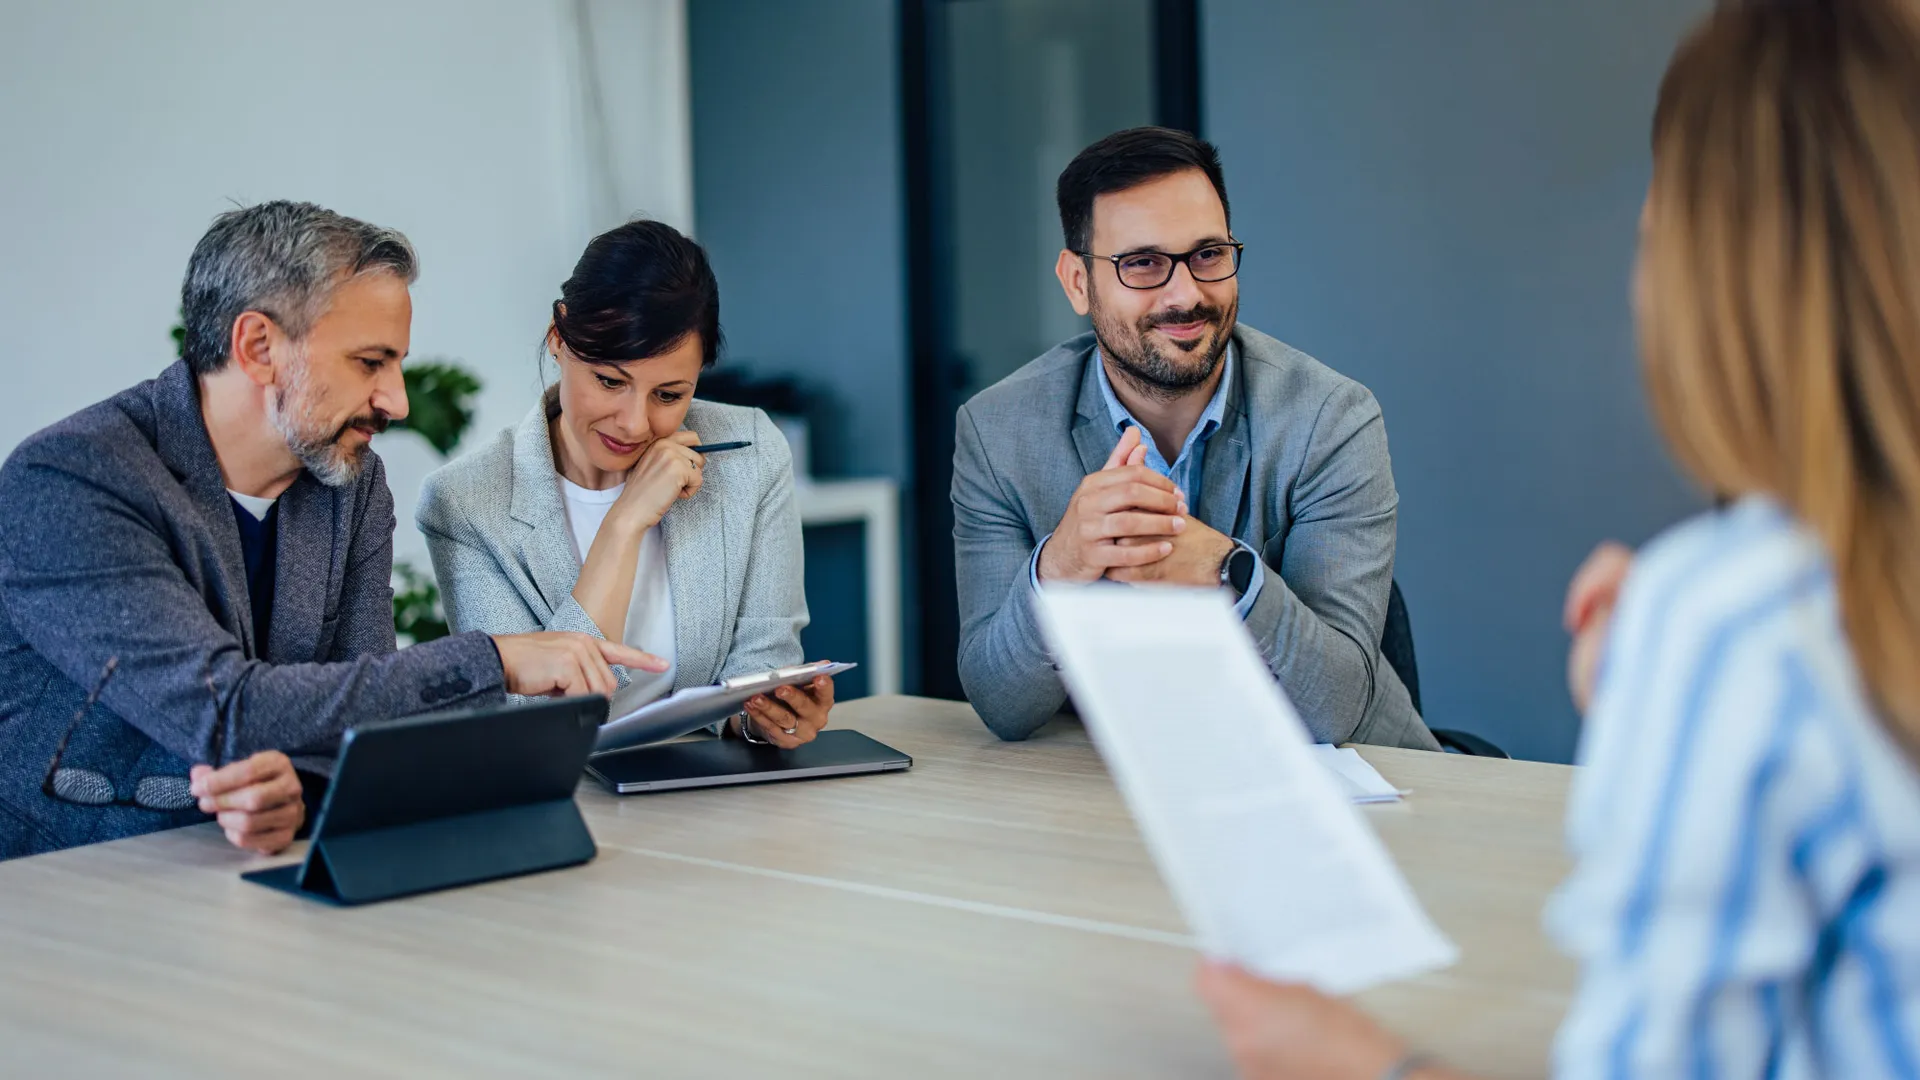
[267,357,364,488]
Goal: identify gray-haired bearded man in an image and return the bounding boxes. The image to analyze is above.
[0,201,660,861]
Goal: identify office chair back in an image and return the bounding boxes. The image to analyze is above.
[1382,580,1509,758]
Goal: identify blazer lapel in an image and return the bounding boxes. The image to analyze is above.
[268,475,333,664]
[508,401,586,615]
[150,362,257,656]
[521,514,585,615]
[1070,346,1119,478]
[662,479,726,690]
[1198,349,1252,536]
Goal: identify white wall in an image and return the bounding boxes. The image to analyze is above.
[0,0,691,566]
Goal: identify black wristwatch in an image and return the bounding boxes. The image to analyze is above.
[1219,543,1258,599]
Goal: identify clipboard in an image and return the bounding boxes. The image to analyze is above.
[592,660,857,756]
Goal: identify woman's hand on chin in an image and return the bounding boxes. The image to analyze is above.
[611,430,706,531]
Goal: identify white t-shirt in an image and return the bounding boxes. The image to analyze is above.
[557,476,677,717]
[227,489,277,521]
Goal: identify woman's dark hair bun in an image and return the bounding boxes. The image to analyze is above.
[552,219,722,369]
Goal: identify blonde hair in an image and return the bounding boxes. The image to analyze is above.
[1641,0,1920,746]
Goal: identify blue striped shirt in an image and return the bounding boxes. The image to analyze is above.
[1547,496,1920,1079]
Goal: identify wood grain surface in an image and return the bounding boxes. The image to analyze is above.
[0,695,1574,1079]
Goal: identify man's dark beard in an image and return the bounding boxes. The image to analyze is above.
[1090,295,1236,401]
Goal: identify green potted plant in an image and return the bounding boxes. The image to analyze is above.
[388,360,482,644]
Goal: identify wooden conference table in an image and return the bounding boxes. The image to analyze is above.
[0,696,1576,1079]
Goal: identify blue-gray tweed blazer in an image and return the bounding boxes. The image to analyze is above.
[0,361,505,860]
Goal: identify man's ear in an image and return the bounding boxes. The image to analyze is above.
[229,311,280,388]
[1054,249,1092,317]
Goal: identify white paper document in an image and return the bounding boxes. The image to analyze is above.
[1035,585,1457,994]
[1310,745,1405,804]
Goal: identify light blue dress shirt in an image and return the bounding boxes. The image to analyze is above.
[1546,496,1920,1079]
[1030,346,1264,618]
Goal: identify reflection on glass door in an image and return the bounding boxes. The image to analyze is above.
[939,0,1155,398]
[908,0,1196,698]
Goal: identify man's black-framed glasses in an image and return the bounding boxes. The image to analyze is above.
[41,656,197,812]
[1077,240,1245,290]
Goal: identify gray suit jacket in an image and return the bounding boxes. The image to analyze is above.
[415,397,806,696]
[953,325,1437,750]
[0,362,506,860]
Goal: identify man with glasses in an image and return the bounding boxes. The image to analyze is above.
[0,201,660,861]
[953,127,1436,750]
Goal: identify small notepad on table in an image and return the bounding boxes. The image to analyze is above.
[1310,745,1406,804]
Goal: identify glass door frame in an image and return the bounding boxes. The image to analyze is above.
[900,0,1202,699]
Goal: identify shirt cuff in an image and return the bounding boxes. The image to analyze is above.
[1231,539,1265,620]
[1029,532,1053,595]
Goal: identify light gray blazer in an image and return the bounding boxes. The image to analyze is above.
[953,325,1437,750]
[415,396,807,700]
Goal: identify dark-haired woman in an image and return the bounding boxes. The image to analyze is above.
[416,220,833,746]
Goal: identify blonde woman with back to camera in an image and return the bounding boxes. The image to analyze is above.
[1198,1,1920,1077]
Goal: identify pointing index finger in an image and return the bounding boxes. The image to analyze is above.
[598,640,671,673]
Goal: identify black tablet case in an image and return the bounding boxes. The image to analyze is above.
[242,696,605,906]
